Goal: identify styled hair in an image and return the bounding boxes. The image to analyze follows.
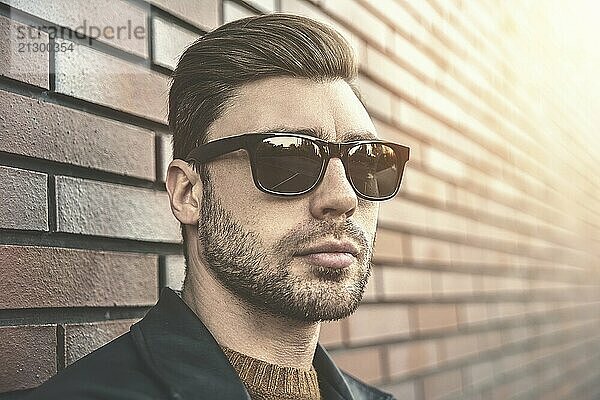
[168,13,360,269]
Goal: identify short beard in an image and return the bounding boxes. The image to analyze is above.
[197,172,374,322]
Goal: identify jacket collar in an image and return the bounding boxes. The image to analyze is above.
[131,287,357,400]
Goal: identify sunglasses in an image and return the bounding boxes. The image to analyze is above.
[185,133,410,201]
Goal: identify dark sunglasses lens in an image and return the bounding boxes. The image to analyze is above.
[254,137,323,194]
[347,143,402,199]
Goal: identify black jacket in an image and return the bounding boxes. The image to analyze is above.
[24,287,395,400]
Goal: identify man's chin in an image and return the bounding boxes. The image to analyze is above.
[284,282,366,322]
[275,261,370,321]
[292,256,363,283]
[244,291,361,323]
[298,299,362,322]
[309,264,350,282]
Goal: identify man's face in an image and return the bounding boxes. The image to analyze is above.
[196,76,380,322]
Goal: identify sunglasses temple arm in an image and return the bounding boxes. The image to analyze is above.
[185,135,249,164]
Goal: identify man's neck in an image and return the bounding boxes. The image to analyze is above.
[181,262,321,370]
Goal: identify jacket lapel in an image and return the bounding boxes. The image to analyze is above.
[314,344,356,400]
[131,287,250,400]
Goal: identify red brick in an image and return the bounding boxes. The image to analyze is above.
[402,168,448,203]
[152,17,199,70]
[279,0,366,67]
[457,237,494,263]
[409,236,452,263]
[415,304,458,333]
[330,347,384,384]
[531,279,577,290]
[388,339,438,377]
[157,132,173,182]
[165,254,186,291]
[407,0,454,45]
[438,271,474,295]
[423,146,468,182]
[423,369,462,400]
[372,120,423,165]
[8,0,148,57]
[496,352,528,375]
[150,0,219,30]
[0,91,155,180]
[463,360,494,387]
[392,32,438,80]
[347,304,410,344]
[495,303,526,319]
[364,45,426,103]
[378,197,429,228]
[422,87,464,128]
[0,325,56,392]
[380,381,417,400]
[361,0,428,44]
[0,16,48,88]
[373,229,405,260]
[379,266,433,298]
[320,0,393,49]
[0,166,47,231]
[55,176,180,242]
[488,384,513,400]
[458,303,488,325]
[0,245,158,308]
[54,40,169,123]
[223,0,258,23]
[477,331,502,352]
[481,275,528,292]
[434,212,470,238]
[362,265,378,301]
[245,0,276,12]
[439,333,480,363]
[64,319,140,366]
[395,100,447,143]
[318,320,345,347]
[502,326,531,345]
[355,75,394,120]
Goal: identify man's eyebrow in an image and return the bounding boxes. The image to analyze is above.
[340,130,378,141]
[257,127,378,142]
[260,127,327,139]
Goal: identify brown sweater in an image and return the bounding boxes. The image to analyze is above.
[220,346,322,400]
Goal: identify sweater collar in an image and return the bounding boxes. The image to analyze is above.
[131,287,356,400]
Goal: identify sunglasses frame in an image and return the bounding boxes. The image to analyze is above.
[185,132,410,201]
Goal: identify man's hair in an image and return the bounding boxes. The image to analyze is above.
[168,13,360,270]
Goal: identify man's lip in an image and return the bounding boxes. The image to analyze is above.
[295,240,360,257]
[297,253,356,269]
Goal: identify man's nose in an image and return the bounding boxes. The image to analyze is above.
[308,158,358,220]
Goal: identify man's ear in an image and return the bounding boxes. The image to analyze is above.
[166,159,201,225]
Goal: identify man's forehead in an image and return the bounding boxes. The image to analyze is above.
[205,78,377,142]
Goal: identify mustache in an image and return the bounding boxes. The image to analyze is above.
[273,219,372,259]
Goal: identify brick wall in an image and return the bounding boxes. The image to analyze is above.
[1,1,599,399]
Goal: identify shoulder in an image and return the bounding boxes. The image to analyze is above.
[342,371,396,400]
[21,331,163,400]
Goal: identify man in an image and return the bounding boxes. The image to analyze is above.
[24,13,409,400]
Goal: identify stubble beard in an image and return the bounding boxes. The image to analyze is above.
[197,177,375,322]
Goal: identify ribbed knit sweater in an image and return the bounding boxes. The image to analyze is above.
[220,346,322,400]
